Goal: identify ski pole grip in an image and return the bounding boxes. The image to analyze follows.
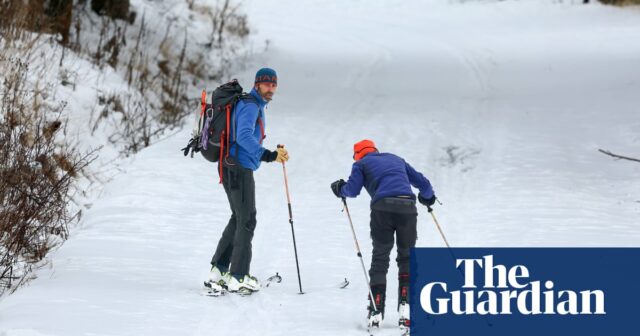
[428,206,433,213]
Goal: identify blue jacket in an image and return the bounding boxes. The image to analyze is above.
[340,152,435,205]
[229,88,267,171]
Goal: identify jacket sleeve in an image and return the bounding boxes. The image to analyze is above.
[405,162,435,199]
[234,102,265,161]
[340,164,365,198]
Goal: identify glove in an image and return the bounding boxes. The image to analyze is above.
[418,194,437,207]
[181,137,199,157]
[331,179,346,198]
[275,147,289,163]
[260,147,289,163]
[260,149,278,162]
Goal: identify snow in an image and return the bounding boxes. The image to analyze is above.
[1,0,640,335]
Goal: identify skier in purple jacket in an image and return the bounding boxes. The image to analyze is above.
[331,139,436,332]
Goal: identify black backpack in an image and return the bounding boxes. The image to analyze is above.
[182,80,256,176]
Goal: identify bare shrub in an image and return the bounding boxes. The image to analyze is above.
[0,0,252,295]
[0,59,96,294]
[91,91,164,156]
[599,0,640,5]
[198,0,250,49]
[0,0,74,45]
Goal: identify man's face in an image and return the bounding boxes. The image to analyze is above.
[256,82,278,102]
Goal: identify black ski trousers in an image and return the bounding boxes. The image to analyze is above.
[368,197,417,286]
[210,164,257,277]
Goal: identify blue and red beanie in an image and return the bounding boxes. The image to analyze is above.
[255,68,277,85]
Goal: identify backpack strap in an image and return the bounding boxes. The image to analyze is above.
[230,94,262,150]
[218,103,233,184]
[218,94,262,184]
[257,118,265,145]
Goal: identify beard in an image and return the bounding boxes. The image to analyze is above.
[257,87,274,102]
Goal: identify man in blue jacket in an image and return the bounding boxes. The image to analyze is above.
[207,68,288,294]
[331,139,436,331]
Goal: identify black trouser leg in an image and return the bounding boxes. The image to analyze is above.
[211,166,257,277]
[395,211,417,306]
[394,211,417,278]
[228,167,257,277]
[369,198,418,312]
[369,209,395,287]
[210,175,237,270]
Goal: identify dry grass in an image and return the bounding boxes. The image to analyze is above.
[0,58,96,294]
[599,0,640,5]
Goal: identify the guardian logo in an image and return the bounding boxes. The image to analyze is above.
[420,255,606,316]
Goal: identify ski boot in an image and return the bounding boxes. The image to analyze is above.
[367,285,386,333]
[206,265,231,289]
[398,301,410,335]
[227,274,261,295]
[398,273,410,335]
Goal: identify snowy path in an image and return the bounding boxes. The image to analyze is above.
[1,1,640,335]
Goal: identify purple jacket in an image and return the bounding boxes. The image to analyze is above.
[340,152,435,205]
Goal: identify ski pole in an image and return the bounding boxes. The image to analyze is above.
[428,207,451,249]
[341,198,378,313]
[278,145,304,294]
[427,206,458,267]
[427,206,493,327]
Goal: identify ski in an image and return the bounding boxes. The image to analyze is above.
[365,323,409,336]
[202,281,225,297]
[398,322,410,336]
[203,273,347,297]
[364,322,410,336]
[366,312,383,336]
[202,272,283,296]
[264,272,283,288]
[398,302,410,335]
[366,326,380,336]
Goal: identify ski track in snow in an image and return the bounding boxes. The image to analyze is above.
[2,1,640,335]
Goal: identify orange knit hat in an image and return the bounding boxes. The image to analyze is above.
[353,139,378,161]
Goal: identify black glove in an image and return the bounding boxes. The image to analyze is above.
[331,179,346,198]
[181,137,200,157]
[260,149,278,162]
[418,194,437,207]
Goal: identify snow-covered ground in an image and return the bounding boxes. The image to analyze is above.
[1,0,639,335]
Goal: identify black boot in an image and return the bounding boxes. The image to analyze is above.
[398,273,409,307]
[398,273,410,330]
[367,284,386,328]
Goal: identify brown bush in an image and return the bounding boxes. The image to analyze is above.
[599,0,640,5]
[0,0,252,293]
[0,59,96,294]
[0,0,74,45]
